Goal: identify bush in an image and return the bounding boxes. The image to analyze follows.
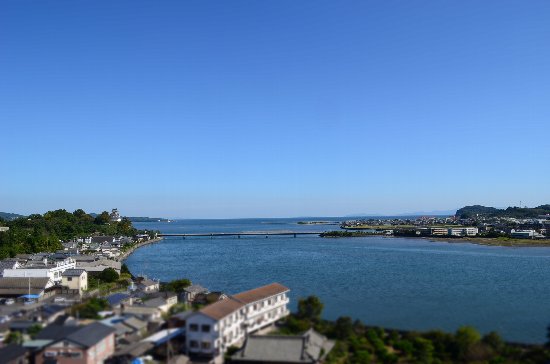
[98,268,119,283]
[162,278,192,293]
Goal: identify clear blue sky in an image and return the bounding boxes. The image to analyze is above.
[1,1,549,218]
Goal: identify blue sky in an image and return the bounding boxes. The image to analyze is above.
[1,1,549,218]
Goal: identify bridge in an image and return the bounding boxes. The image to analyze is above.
[158,231,321,238]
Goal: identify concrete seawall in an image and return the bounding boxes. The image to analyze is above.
[118,237,163,262]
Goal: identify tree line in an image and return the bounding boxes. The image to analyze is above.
[0,209,150,259]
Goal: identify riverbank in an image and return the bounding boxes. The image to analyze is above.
[425,236,550,247]
[118,237,163,261]
[320,230,550,247]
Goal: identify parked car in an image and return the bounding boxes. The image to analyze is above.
[53,297,66,303]
[0,315,10,324]
[4,298,15,305]
[23,300,35,305]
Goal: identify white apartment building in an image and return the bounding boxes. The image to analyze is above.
[3,257,76,287]
[448,227,479,237]
[185,282,290,359]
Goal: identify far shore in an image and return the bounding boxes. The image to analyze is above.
[321,232,550,248]
[424,236,550,247]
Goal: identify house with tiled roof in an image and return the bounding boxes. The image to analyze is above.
[185,282,290,359]
[232,328,335,364]
[33,322,116,364]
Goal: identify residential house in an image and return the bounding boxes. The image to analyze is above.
[61,269,88,295]
[0,260,20,277]
[119,306,162,322]
[76,259,121,276]
[142,292,178,313]
[106,293,132,309]
[0,343,30,364]
[182,284,209,303]
[137,278,159,292]
[185,282,290,359]
[91,236,116,245]
[34,322,116,364]
[231,328,334,364]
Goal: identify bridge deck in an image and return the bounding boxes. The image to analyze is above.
[159,232,321,237]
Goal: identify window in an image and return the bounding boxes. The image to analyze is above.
[190,340,198,348]
[189,324,198,332]
[201,324,210,332]
[67,277,73,281]
[201,341,211,349]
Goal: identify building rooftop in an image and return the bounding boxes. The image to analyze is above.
[65,322,116,348]
[233,282,289,304]
[233,329,334,363]
[35,323,80,341]
[106,293,131,307]
[62,269,86,277]
[0,343,28,362]
[184,284,208,294]
[0,277,51,295]
[199,297,245,320]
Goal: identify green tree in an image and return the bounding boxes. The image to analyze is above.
[162,278,192,293]
[5,331,23,344]
[334,316,354,340]
[72,298,109,319]
[98,268,119,283]
[94,211,110,225]
[121,263,131,275]
[455,326,481,360]
[28,324,43,338]
[297,295,323,322]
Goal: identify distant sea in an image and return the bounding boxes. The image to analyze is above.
[126,218,550,344]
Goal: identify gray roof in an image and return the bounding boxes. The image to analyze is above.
[0,259,18,272]
[184,284,208,294]
[123,316,147,331]
[142,297,166,308]
[91,236,115,243]
[65,322,116,348]
[106,293,131,307]
[0,343,28,362]
[36,324,80,341]
[0,277,51,295]
[233,329,334,363]
[138,278,158,287]
[62,269,86,277]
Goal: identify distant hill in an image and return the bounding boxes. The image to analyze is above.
[456,205,550,219]
[0,212,25,221]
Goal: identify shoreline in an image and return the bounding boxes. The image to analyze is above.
[118,237,164,261]
[321,233,550,248]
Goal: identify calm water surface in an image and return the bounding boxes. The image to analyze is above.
[126,218,550,343]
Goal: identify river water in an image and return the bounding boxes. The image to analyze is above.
[125,218,550,343]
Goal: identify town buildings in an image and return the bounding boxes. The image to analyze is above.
[3,257,76,287]
[61,269,88,296]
